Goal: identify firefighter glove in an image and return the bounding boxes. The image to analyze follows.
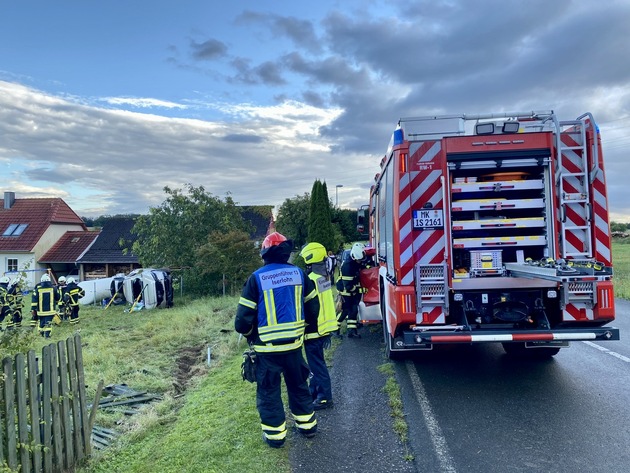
[322,335,332,350]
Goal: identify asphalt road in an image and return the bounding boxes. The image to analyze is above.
[290,299,629,473]
[399,298,630,473]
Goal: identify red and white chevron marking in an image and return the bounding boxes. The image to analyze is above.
[418,306,445,324]
[591,143,612,265]
[399,141,444,286]
[563,302,594,321]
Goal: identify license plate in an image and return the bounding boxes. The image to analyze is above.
[413,209,444,230]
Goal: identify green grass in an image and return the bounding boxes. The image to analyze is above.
[5,241,625,471]
[0,296,290,473]
[612,241,630,299]
[377,362,413,461]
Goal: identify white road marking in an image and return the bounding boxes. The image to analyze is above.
[405,360,457,473]
[582,341,630,362]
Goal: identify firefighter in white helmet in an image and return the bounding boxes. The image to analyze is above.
[64,277,85,325]
[300,242,339,410]
[31,273,60,337]
[56,276,68,322]
[336,242,370,338]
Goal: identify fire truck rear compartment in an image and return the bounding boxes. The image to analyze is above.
[449,288,557,328]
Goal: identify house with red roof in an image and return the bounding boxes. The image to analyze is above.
[0,192,92,288]
[40,230,100,281]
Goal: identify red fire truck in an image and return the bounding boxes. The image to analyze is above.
[365,110,619,359]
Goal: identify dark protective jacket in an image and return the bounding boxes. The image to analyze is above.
[235,242,319,353]
[31,282,60,317]
[336,256,363,297]
[65,282,85,307]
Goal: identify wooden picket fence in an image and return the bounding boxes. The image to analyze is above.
[1,333,103,472]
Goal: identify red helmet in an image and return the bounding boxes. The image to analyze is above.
[261,232,287,250]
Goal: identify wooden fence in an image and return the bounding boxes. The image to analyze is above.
[1,333,103,472]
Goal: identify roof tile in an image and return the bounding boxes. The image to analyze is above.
[0,198,86,251]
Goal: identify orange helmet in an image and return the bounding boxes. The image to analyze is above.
[261,232,287,250]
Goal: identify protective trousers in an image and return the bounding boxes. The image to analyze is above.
[338,293,361,330]
[304,336,332,402]
[70,306,80,325]
[256,349,317,445]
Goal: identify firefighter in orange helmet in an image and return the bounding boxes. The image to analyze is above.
[235,232,320,447]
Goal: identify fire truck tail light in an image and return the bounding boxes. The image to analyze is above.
[401,294,413,314]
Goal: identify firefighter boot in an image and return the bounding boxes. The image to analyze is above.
[347,328,361,339]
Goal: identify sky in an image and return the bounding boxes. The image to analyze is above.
[1,0,630,220]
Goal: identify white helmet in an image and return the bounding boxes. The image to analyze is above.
[41,274,51,283]
[350,242,366,261]
[67,277,76,284]
[0,276,9,284]
[58,276,67,284]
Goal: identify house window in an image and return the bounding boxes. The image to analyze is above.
[2,224,29,236]
[7,258,18,273]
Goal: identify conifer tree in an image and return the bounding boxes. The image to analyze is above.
[308,179,335,251]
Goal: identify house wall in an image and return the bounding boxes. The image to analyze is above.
[1,252,37,288]
[1,223,85,289]
[33,224,85,258]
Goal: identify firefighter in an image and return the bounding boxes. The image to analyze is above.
[300,242,339,410]
[64,277,85,325]
[0,276,10,330]
[56,276,68,321]
[235,232,320,448]
[6,277,24,330]
[31,273,60,337]
[336,242,370,338]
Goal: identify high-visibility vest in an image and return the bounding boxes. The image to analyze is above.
[251,263,307,353]
[305,272,338,339]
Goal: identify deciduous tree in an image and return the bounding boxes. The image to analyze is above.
[131,184,251,295]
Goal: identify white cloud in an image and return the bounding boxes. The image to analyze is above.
[102,97,188,109]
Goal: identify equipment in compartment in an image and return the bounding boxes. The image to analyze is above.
[470,250,503,277]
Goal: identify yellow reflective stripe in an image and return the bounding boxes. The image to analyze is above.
[238,297,257,309]
[293,412,315,423]
[297,419,317,430]
[341,275,353,280]
[263,289,276,327]
[295,285,303,321]
[304,287,317,303]
[261,421,286,433]
[254,338,303,352]
[258,321,305,341]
